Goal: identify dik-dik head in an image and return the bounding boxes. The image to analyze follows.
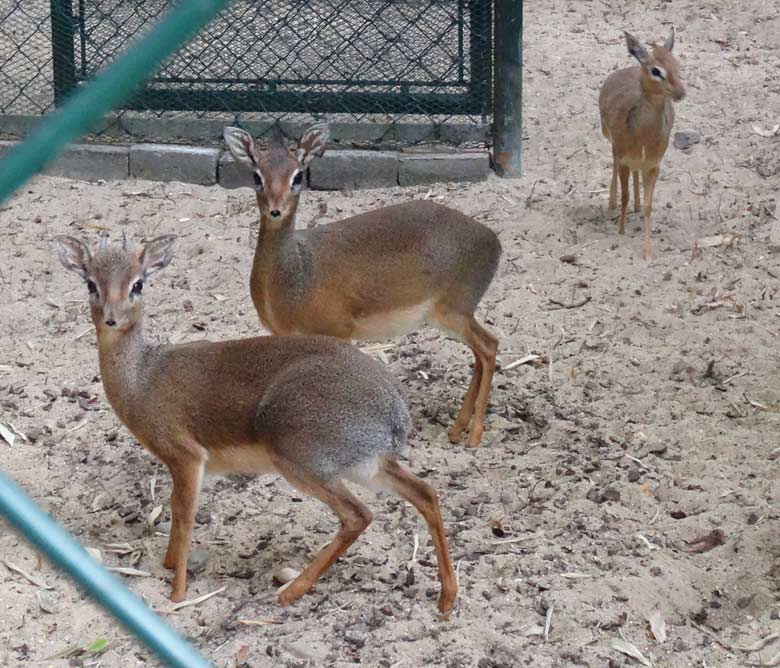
[54,234,175,335]
[625,28,686,102]
[223,124,329,227]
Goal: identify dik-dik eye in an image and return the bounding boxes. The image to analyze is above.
[650,66,665,80]
[290,170,303,193]
[86,279,98,295]
[252,172,264,192]
[131,280,143,296]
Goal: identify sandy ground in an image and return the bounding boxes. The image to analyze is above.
[1,0,780,666]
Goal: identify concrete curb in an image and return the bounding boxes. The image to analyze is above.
[0,140,491,189]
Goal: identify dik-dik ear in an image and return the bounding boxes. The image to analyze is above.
[53,235,90,279]
[624,31,649,63]
[663,26,675,52]
[139,235,176,279]
[223,127,258,169]
[296,123,329,166]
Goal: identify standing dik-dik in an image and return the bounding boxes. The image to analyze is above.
[53,234,457,612]
[224,124,501,447]
[599,29,686,259]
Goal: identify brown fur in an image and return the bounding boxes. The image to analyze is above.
[598,29,686,260]
[53,234,457,613]
[224,125,502,446]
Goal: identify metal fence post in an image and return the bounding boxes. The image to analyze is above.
[492,0,523,177]
[49,0,77,106]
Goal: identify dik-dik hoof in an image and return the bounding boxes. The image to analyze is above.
[466,430,483,448]
[277,584,303,607]
[169,587,186,603]
[447,424,465,444]
[437,591,457,615]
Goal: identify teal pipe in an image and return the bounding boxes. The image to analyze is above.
[0,0,231,205]
[0,471,211,668]
[0,1,231,664]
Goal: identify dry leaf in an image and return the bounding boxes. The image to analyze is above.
[611,637,652,666]
[696,233,739,248]
[147,504,163,533]
[238,618,284,626]
[683,528,725,554]
[36,589,57,614]
[84,547,103,564]
[107,566,151,577]
[752,124,780,138]
[167,585,226,612]
[273,566,300,586]
[503,354,541,371]
[648,608,667,643]
[4,560,50,588]
[0,422,16,447]
[235,645,250,666]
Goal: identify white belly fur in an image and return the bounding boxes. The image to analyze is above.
[351,300,433,341]
[205,446,277,476]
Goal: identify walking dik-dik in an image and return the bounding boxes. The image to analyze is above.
[599,29,686,259]
[53,234,457,612]
[224,124,501,447]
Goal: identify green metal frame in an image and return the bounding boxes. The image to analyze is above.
[52,0,494,116]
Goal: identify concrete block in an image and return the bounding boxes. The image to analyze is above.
[129,144,219,185]
[218,152,254,189]
[309,150,398,190]
[399,152,490,186]
[44,143,129,181]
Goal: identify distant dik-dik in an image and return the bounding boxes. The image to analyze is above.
[224,124,502,446]
[54,234,457,612]
[599,29,686,259]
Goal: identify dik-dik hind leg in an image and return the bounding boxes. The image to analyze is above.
[465,319,498,447]
[373,458,457,613]
[608,157,618,210]
[163,458,204,602]
[617,165,630,235]
[430,307,497,447]
[641,167,660,260]
[632,171,640,213]
[271,460,372,606]
[447,351,482,444]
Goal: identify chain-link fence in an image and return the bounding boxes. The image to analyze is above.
[1,0,511,149]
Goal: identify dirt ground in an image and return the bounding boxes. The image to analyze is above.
[1,1,779,666]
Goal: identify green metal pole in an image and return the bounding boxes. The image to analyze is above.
[49,0,77,106]
[0,0,231,206]
[0,471,211,668]
[492,0,523,177]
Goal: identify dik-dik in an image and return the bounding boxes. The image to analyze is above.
[224,124,501,447]
[599,29,686,259]
[53,234,457,612]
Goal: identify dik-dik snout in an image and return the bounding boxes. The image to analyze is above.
[54,233,175,334]
[224,124,328,228]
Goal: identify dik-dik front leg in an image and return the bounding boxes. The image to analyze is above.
[163,457,204,602]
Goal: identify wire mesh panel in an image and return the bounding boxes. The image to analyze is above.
[1,0,495,147]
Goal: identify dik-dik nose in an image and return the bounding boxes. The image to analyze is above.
[269,209,281,218]
[105,318,117,327]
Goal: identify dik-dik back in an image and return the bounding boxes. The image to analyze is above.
[599,29,686,260]
[224,125,501,447]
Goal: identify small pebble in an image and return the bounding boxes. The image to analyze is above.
[186,549,209,575]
